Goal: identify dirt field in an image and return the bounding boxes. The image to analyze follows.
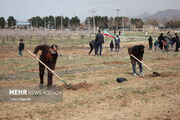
[0,33,180,120]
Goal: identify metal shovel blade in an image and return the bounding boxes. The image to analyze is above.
[152,72,160,77]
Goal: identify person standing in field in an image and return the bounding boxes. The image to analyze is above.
[95,30,104,56]
[164,36,170,52]
[167,31,173,49]
[110,40,114,51]
[119,31,121,36]
[18,39,24,56]
[154,39,159,51]
[33,44,58,87]
[148,36,153,50]
[174,33,180,52]
[115,35,120,52]
[158,33,164,50]
[128,45,145,76]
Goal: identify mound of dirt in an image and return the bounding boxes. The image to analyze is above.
[59,82,93,90]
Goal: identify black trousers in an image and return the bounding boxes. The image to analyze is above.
[39,62,54,86]
[159,42,163,50]
[89,43,94,54]
[95,43,102,55]
[175,42,180,51]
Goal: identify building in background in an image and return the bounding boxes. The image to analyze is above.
[16,22,30,29]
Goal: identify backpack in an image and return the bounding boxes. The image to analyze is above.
[116,78,127,83]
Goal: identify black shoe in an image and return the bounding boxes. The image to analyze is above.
[47,84,52,87]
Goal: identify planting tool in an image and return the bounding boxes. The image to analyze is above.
[27,50,78,90]
[131,54,160,76]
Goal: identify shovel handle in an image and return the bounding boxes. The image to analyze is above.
[27,50,69,85]
[131,54,152,71]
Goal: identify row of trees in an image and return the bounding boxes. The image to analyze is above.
[0,15,180,30]
[29,16,80,29]
[165,20,180,29]
[0,16,16,28]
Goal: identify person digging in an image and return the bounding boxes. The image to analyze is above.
[32,44,58,87]
[128,45,145,76]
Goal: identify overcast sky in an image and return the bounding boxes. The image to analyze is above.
[0,0,180,21]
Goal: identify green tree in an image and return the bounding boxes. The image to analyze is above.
[55,16,63,29]
[43,16,49,29]
[29,16,43,28]
[130,18,144,28]
[64,17,70,28]
[48,16,55,29]
[7,16,16,28]
[0,17,6,28]
[165,20,180,29]
[70,16,80,27]
[35,16,43,28]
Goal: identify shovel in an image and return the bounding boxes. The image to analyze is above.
[27,50,79,90]
[131,54,160,77]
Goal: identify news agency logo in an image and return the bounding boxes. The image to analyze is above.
[0,87,63,102]
[9,89,62,96]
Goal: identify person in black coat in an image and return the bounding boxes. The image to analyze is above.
[18,39,24,56]
[148,36,153,50]
[110,40,114,51]
[33,44,58,87]
[95,30,104,56]
[174,33,180,51]
[158,33,164,50]
[89,40,95,55]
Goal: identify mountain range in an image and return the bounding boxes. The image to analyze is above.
[137,9,180,21]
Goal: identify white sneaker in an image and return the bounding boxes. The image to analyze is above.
[140,72,144,76]
[132,73,137,76]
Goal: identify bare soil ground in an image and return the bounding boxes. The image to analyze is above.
[0,41,180,120]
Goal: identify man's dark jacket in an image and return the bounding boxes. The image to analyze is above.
[95,33,104,44]
[33,45,58,69]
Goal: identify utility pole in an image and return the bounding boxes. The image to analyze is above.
[68,18,70,29]
[90,9,96,33]
[116,9,120,32]
[88,17,90,33]
[54,16,56,30]
[30,19,32,30]
[36,18,38,29]
[61,15,63,31]
[122,11,125,41]
[44,17,46,30]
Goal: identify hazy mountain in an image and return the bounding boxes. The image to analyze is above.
[137,9,180,21]
[137,12,150,19]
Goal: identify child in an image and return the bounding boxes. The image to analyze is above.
[110,40,114,51]
[154,39,159,51]
[18,39,24,56]
[163,39,168,52]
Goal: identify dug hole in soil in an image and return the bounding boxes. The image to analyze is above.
[59,82,93,90]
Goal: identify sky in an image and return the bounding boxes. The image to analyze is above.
[0,0,180,22]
